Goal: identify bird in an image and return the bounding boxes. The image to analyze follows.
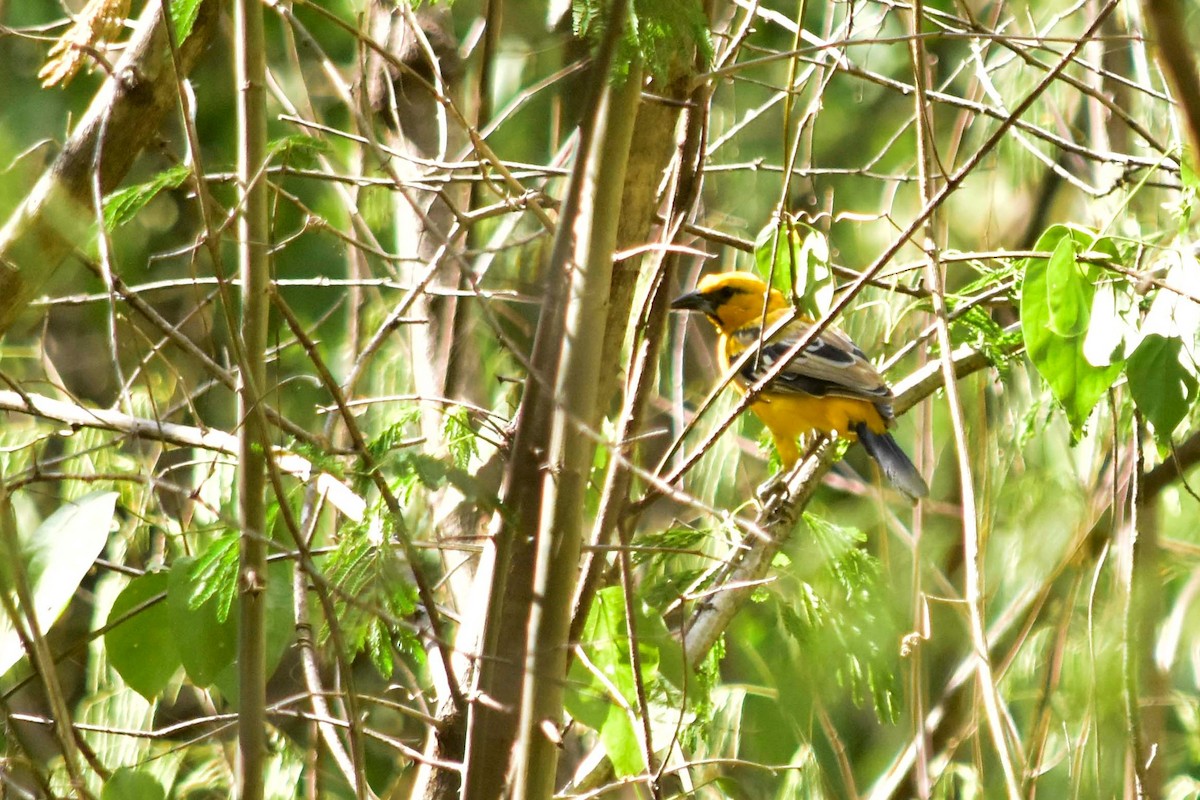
[670,271,929,500]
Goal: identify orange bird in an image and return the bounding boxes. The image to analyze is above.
[671,271,928,499]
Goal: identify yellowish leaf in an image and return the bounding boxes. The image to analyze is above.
[38,0,130,88]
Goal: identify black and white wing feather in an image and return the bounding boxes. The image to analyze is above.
[731,316,896,420]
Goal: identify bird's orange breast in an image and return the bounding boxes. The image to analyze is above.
[719,332,888,439]
[745,391,886,440]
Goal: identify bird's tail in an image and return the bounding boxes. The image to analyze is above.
[852,423,929,501]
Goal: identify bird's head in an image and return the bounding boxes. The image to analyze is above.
[671,272,787,333]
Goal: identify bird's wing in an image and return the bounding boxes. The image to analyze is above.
[730,314,895,414]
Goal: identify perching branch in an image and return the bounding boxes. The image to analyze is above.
[681,332,1016,668]
[0,389,364,521]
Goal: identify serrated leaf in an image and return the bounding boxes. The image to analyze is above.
[38,0,129,88]
[642,566,706,608]
[0,491,116,677]
[106,571,178,700]
[187,532,239,622]
[103,165,191,230]
[628,0,713,79]
[366,417,421,460]
[442,406,479,469]
[574,0,712,81]
[366,619,394,678]
[1127,334,1198,445]
[781,513,901,723]
[778,603,809,643]
[322,534,420,670]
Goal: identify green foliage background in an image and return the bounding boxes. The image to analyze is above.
[0,0,1199,798]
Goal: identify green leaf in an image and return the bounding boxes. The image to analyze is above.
[1177,150,1199,228]
[754,222,796,296]
[267,134,331,168]
[1081,277,1127,369]
[366,416,421,461]
[321,534,422,676]
[1045,235,1090,336]
[397,451,448,490]
[566,586,687,776]
[187,532,239,623]
[102,165,191,230]
[167,0,203,43]
[1126,334,1199,445]
[786,513,901,722]
[1021,225,1125,434]
[106,571,179,700]
[366,618,394,678]
[950,304,1022,371]
[566,588,647,776]
[443,406,479,470]
[642,603,686,693]
[574,0,713,82]
[797,226,833,317]
[629,0,713,80]
[392,451,499,513]
[754,219,833,318]
[102,767,165,800]
[213,560,296,701]
[168,556,236,688]
[0,491,117,677]
[263,561,296,678]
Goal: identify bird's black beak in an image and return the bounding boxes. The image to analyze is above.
[670,290,713,314]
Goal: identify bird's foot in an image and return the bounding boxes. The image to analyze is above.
[755,472,789,507]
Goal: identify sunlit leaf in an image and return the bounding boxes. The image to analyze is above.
[168,0,203,43]
[1045,235,1090,336]
[0,491,116,677]
[1021,225,1125,434]
[565,586,659,776]
[103,165,191,230]
[187,532,239,623]
[443,406,479,470]
[38,0,129,87]
[754,219,833,318]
